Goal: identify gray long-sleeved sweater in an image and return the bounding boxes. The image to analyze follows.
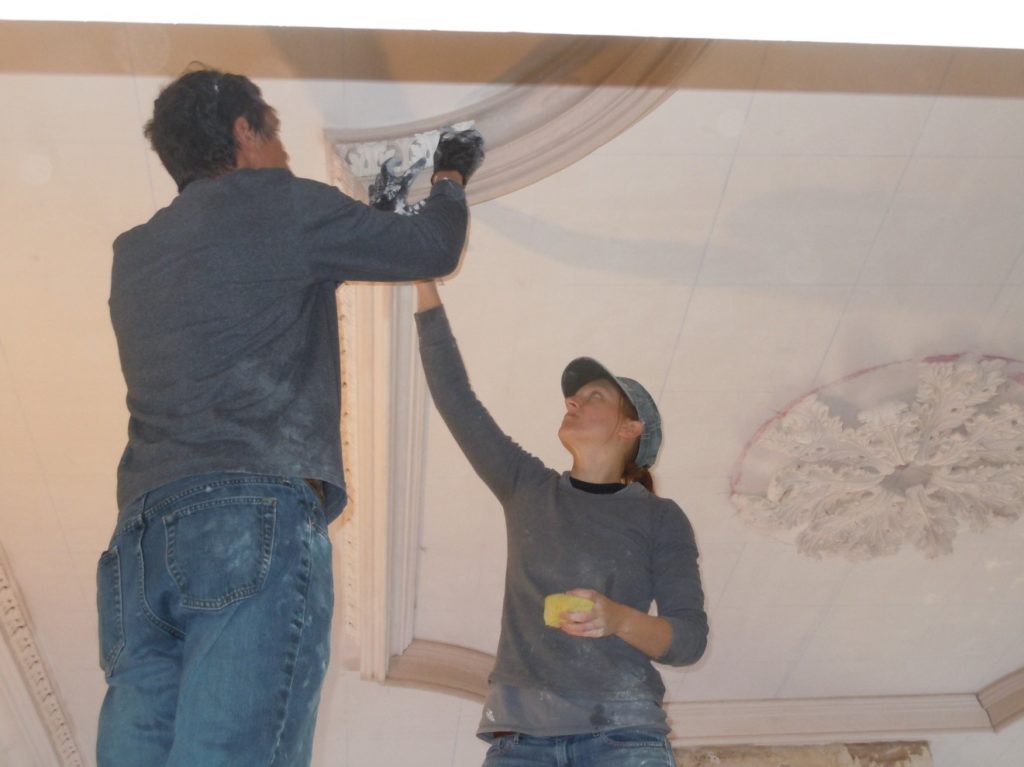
[416,306,708,711]
[110,169,467,523]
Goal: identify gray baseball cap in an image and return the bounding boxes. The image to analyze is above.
[560,357,663,469]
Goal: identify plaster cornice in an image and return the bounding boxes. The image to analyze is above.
[382,639,1024,747]
[663,694,990,746]
[979,667,1024,731]
[0,543,83,766]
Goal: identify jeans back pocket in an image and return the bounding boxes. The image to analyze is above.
[163,496,276,610]
[96,547,125,676]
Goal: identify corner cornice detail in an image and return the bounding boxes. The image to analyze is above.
[0,542,84,766]
[979,666,1024,731]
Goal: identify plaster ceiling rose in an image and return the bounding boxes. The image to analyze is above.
[731,354,1024,560]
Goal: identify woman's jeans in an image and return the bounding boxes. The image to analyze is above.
[483,729,677,766]
[96,473,334,767]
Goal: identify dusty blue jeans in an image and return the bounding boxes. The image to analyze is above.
[482,729,677,766]
[96,473,334,767]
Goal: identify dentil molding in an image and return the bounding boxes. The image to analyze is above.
[0,543,83,767]
[335,279,427,679]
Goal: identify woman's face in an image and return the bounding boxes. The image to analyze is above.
[558,378,635,454]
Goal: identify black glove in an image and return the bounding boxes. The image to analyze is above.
[432,128,485,185]
[368,156,426,213]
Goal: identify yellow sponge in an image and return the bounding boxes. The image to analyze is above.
[543,593,595,627]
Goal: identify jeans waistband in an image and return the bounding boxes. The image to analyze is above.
[116,472,321,532]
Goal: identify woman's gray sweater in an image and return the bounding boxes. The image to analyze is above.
[416,306,708,724]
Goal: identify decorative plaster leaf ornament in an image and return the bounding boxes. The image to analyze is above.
[731,355,1024,559]
[854,401,918,469]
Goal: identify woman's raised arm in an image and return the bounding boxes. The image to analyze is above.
[414,282,549,501]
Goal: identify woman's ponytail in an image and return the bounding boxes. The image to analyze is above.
[623,460,655,494]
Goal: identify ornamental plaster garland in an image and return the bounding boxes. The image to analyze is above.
[731,354,1024,560]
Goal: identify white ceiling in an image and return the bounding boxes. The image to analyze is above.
[1,21,1023,767]
[10,0,1024,49]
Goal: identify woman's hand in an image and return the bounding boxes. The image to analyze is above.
[557,588,625,638]
[558,587,674,660]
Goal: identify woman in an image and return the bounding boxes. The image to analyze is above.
[415,281,708,766]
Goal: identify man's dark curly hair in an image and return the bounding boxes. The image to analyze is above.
[144,67,272,191]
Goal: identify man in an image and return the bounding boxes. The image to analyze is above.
[98,67,483,767]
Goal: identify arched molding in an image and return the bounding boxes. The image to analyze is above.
[386,639,490,702]
[327,38,709,205]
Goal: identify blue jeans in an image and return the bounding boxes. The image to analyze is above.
[96,473,334,767]
[482,729,677,766]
